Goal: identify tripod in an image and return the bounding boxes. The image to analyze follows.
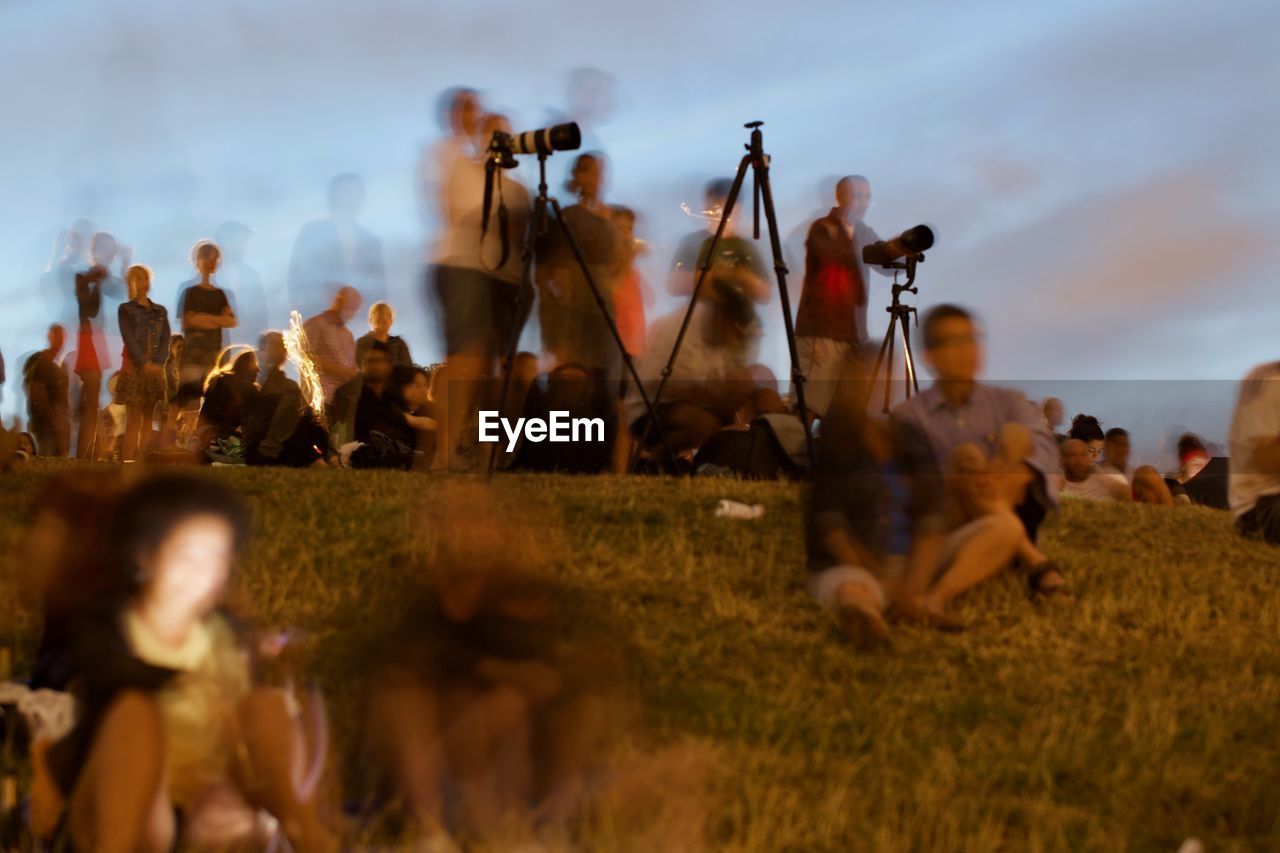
[486,151,669,476]
[866,255,923,414]
[636,121,815,468]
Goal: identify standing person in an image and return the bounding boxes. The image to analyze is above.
[117,265,171,462]
[428,111,531,471]
[890,305,1068,602]
[669,179,771,371]
[214,221,268,346]
[356,301,413,368]
[41,228,86,329]
[1229,361,1280,543]
[71,232,128,459]
[609,206,651,359]
[24,325,72,457]
[177,241,237,388]
[287,174,386,319]
[794,175,891,416]
[303,285,363,409]
[537,152,623,376]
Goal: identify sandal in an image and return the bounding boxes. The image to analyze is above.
[1026,561,1073,603]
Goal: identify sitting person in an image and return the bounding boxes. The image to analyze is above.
[198,349,259,445]
[241,332,330,467]
[1060,439,1130,501]
[1229,361,1280,543]
[388,362,438,464]
[807,371,1030,643]
[355,300,413,368]
[30,473,335,851]
[1099,427,1177,505]
[890,304,1067,600]
[354,341,411,445]
[1067,413,1106,464]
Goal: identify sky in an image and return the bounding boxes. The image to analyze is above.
[0,0,1276,460]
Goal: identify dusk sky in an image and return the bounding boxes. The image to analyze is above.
[1,0,1275,457]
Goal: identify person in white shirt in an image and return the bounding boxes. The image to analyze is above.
[1060,439,1130,501]
[1228,361,1280,543]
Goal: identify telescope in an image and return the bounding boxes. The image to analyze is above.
[862,224,934,266]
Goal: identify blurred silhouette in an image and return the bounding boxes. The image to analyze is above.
[177,241,237,387]
[288,174,386,319]
[72,232,128,458]
[23,325,71,457]
[214,221,268,346]
[117,265,170,462]
[40,227,88,329]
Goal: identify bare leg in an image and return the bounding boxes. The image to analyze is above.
[924,512,1024,610]
[68,690,173,853]
[535,693,606,827]
[123,405,144,462]
[76,369,101,459]
[444,684,531,830]
[368,678,448,830]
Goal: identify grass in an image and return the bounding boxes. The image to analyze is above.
[3,464,1280,850]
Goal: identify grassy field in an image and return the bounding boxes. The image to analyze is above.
[3,464,1280,851]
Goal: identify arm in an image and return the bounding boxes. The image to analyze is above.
[118,304,147,368]
[259,387,304,460]
[153,315,171,368]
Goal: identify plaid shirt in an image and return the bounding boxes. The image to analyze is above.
[303,310,356,403]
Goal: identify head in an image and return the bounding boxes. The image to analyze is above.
[389,363,431,412]
[89,232,118,267]
[47,323,66,355]
[440,87,482,137]
[566,152,605,202]
[126,264,152,301]
[368,301,395,336]
[1060,439,1092,482]
[835,175,871,223]
[23,470,125,608]
[1177,433,1209,470]
[192,241,222,277]
[1104,427,1130,470]
[332,286,363,323]
[1068,414,1106,461]
[328,173,365,220]
[109,474,250,619]
[704,178,734,231]
[1042,397,1064,430]
[231,350,260,381]
[922,304,982,383]
[363,340,392,384]
[258,331,287,370]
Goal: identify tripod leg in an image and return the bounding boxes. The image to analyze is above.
[633,152,754,459]
[882,312,898,415]
[754,153,817,466]
[865,321,894,411]
[901,314,919,399]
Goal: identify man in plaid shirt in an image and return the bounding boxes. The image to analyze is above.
[303,286,363,406]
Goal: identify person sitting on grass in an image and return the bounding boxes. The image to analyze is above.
[1228,360,1280,544]
[241,331,331,467]
[29,473,335,852]
[1067,413,1106,464]
[1097,427,1178,505]
[388,362,438,464]
[356,300,413,368]
[198,349,259,447]
[890,304,1068,602]
[353,341,410,445]
[1060,439,1130,501]
[806,369,1032,644]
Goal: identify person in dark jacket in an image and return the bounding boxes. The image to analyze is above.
[241,332,329,467]
[117,264,171,461]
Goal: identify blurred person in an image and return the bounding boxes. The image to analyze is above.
[365,490,607,843]
[389,362,438,464]
[1042,397,1067,442]
[215,221,268,346]
[303,286,363,408]
[198,350,259,446]
[807,367,1030,641]
[164,334,184,400]
[72,232,128,459]
[356,300,413,368]
[97,372,128,462]
[1059,439,1130,501]
[30,474,335,851]
[352,341,410,445]
[1067,414,1106,463]
[428,112,531,471]
[890,305,1068,601]
[1167,432,1211,485]
[288,173,386,319]
[242,332,330,467]
[177,241,237,387]
[537,152,624,375]
[795,175,892,416]
[1100,427,1133,482]
[669,179,770,369]
[1229,361,1280,543]
[40,228,86,327]
[117,265,171,462]
[420,87,483,224]
[23,325,71,457]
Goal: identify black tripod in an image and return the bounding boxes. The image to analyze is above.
[486,151,669,476]
[866,255,923,414]
[636,121,814,468]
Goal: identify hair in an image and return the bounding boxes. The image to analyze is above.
[565,152,604,196]
[836,174,869,193]
[1177,433,1207,457]
[1068,414,1105,443]
[191,240,221,265]
[705,178,734,203]
[921,304,975,350]
[368,301,394,322]
[437,86,478,131]
[609,204,636,226]
[107,473,251,596]
[1105,427,1129,441]
[388,363,430,411]
[231,350,258,375]
[125,264,151,300]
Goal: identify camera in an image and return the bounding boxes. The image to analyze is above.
[490,122,582,159]
[862,224,934,266]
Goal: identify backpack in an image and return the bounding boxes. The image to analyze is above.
[693,414,809,480]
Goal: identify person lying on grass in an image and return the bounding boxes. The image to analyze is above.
[889,303,1069,603]
[805,367,1031,646]
[29,473,336,852]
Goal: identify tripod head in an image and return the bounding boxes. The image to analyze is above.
[744,121,767,240]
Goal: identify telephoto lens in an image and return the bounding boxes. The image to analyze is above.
[509,122,582,156]
[862,224,935,266]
